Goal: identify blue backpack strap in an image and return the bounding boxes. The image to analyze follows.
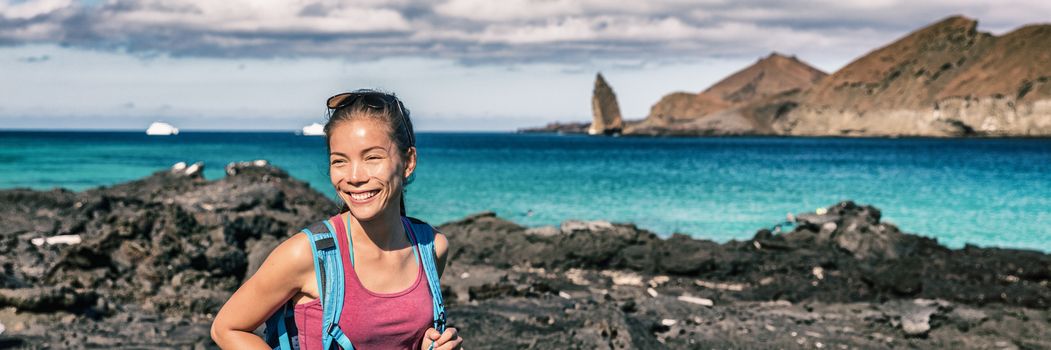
[263,301,294,350]
[304,219,355,350]
[403,217,447,335]
[263,220,335,350]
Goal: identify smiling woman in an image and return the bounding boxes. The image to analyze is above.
[210,89,464,350]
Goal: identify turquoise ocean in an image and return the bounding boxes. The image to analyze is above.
[1,131,1049,251]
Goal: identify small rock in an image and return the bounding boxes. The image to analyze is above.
[30,234,82,246]
[558,291,572,299]
[0,321,5,336]
[646,288,659,298]
[171,161,187,172]
[812,266,825,280]
[821,222,837,232]
[524,226,560,236]
[901,311,933,336]
[565,269,590,285]
[459,272,470,279]
[994,340,1017,349]
[649,275,670,287]
[560,220,614,234]
[695,279,746,291]
[61,314,77,324]
[660,319,677,326]
[183,161,204,176]
[225,160,269,176]
[677,295,714,307]
[601,271,643,286]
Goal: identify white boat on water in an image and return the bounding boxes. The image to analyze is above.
[146,122,179,136]
[301,122,325,136]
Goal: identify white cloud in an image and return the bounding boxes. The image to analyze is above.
[435,0,584,21]
[93,0,411,34]
[476,16,703,44]
[0,0,72,20]
[0,0,1047,64]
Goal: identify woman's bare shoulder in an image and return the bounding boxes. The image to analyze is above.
[433,231,449,259]
[255,232,315,284]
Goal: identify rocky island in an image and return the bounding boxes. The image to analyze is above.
[523,16,1051,137]
[1,163,1048,348]
[520,73,629,135]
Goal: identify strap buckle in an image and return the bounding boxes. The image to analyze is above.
[436,311,447,330]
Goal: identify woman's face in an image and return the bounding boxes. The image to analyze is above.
[329,118,416,222]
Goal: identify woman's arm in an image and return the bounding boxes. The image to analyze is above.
[211,233,316,349]
[433,232,449,278]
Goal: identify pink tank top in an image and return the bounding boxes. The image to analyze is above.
[293,215,434,350]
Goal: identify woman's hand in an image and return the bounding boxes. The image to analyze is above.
[422,327,463,350]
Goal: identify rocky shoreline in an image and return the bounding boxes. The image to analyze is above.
[1,162,1048,349]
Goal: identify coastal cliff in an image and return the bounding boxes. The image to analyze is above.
[645,16,1051,137]
[520,73,628,135]
[522,16,1051,137]
[1,164,1048,348]
[628,53,826,136]
[776,16,1051,136]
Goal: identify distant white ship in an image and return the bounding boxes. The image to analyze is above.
[301,122,325,136]
[146,122,179,136]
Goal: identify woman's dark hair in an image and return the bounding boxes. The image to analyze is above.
[324,89,416,216]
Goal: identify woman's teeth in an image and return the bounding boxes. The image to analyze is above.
[350,190,379,201]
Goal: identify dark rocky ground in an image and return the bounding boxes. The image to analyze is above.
[0,162,1048,349]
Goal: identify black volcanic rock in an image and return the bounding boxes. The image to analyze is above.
[439,204,1049,309]
[0,161,334,322]
[1,164,1048,348]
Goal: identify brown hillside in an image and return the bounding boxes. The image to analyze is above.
[704,52,828,104]
[802,15,996,111]
[644,92,730,123]
[783,15,1051,136]
[620,15,1051,137]
[640,53,826,125]
[939,24,1051,101]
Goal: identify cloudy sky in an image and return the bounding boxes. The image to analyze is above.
[1,0,1049,131]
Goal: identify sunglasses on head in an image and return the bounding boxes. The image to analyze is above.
[327,90,398,110]
[325,90,415,147]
